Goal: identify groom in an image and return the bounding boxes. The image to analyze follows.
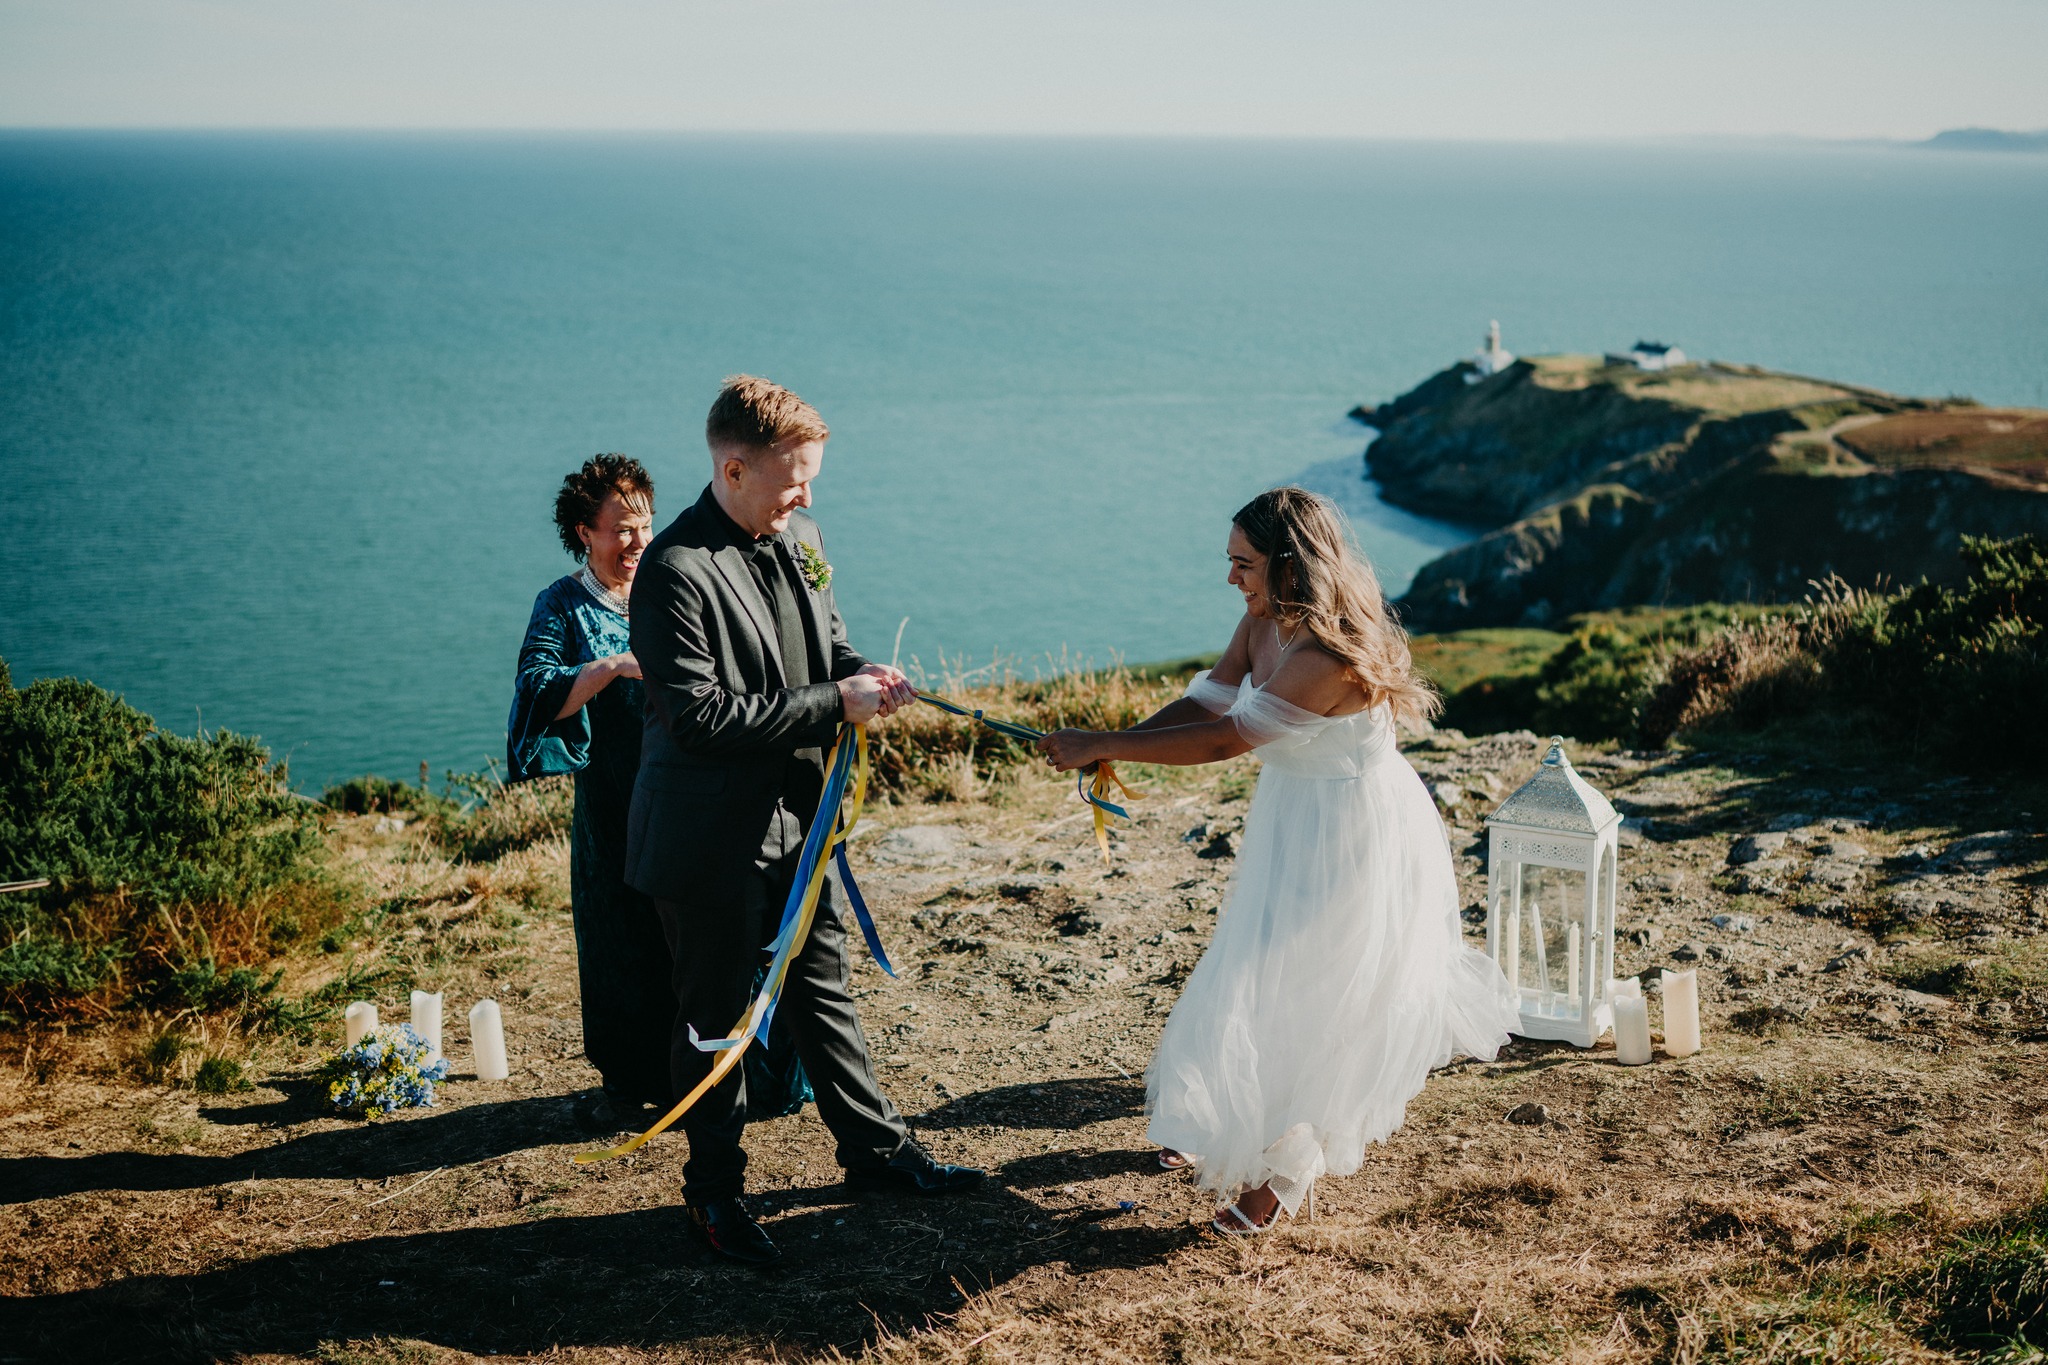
[625,375,984,1266]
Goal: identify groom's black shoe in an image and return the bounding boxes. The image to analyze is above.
[573,1085,654,1135]
[687,1197,781,1266]
[846,1142,987,1196]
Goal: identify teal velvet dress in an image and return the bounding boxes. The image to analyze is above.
[508,571,809,1116]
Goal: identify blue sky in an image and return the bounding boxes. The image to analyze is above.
[3,1,2045,139]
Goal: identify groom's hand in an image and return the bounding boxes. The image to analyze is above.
[836,674,892,723]
[854,663,916,717]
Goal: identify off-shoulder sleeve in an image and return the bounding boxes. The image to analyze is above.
[1225,685,1339,752]
[1183,668,1241,716]
[506,586,590,782]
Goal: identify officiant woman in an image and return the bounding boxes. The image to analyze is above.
[510,456,812,1132]
[506,455,674,1129]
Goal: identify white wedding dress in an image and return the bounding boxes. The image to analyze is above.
[1146,670,1520,1214]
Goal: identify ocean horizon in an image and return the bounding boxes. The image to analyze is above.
[4,131,2044,789]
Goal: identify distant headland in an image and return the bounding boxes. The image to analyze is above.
[1920,127,2048,153]
[1352,339,2048,632]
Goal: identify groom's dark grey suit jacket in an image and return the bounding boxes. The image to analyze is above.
[623,485,866,905]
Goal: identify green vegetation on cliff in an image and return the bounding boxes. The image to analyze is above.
[1416,533,2048,769]
[1644,532,2048,766]
[1413,604,1765,743]
[1364,354,1878,526]
[0,661,343,1022]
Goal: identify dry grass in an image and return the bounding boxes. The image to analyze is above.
[1635,583,1874,749]
[1839,409,2048,476]
[1525,355,1862,418]
[872,657,1184,800]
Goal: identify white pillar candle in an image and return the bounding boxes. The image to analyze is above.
[1661,969,1702,1057]
[1567,922,1582,1004]
[409,989,444,1058]
[344,1000,378,1047]
[1502,902,1521,992]
[1613,993,1652,1065]
[469,998,509,1081]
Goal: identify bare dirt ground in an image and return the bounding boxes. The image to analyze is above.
[3,733,2045,1364]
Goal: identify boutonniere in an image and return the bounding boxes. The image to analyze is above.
[793,539,832,592]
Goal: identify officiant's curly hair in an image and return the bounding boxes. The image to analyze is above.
[1233,487,1440,726]
[706,374,830,453]
[554,454,653,560]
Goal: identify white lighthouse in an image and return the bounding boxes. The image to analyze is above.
[1469,320,1515,381]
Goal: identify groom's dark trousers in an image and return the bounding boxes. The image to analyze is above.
[625,486,908,1205]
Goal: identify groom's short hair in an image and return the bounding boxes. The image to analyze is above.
[705,375,830,455]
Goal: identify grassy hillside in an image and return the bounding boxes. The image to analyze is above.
[1362,355,1883,526]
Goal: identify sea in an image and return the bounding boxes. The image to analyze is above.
[3,133,2044,791]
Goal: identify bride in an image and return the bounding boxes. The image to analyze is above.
[1039,487,1519,1234]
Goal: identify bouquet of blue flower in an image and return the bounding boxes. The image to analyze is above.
[321,1022,450,1118]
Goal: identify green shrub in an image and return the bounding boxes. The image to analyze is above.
[434,770,573,863]
[151,958,284,1012]
[133,1027,191,1083]
[0,660,345,1021]
[0,936,126,1010]
[1434,605,1757,743]
[323,763,569,864]
[192,1055,252,1094]
[1644,534,2048,765]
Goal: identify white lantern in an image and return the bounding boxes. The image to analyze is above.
[1484,737,1621,1047]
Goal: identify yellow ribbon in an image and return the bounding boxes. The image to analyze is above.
[575,726,871,1164]
[1087,761,1141,864]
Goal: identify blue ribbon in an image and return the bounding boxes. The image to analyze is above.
[1076,767,1129,819]
[914,690,1045,744]
[835,843,896,978]
[689,730,860,1054]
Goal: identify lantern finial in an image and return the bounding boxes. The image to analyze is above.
[1486,737,1618,835]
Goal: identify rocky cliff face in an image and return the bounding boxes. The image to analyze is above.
[1367,357,2048,631]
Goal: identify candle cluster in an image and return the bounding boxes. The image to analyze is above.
[1608,969,1702,1064]
[342,992,510,1084]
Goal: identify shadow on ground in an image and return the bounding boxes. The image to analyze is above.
[3,1076,1195,1361]
[1,1092,584,1205]
[917,1075,1144,1132]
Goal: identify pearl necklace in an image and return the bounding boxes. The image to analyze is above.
[577,565,630,618]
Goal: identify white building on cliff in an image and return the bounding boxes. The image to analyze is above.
[1607,340,1687,371]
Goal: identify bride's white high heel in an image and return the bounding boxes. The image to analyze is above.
[1210,1201,1278,1236]
[1209,1181,1313,1236]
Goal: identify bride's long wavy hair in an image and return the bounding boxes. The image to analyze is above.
[1232,487,1440,727]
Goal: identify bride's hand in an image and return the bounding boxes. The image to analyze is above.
[1037,729,1101,773]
